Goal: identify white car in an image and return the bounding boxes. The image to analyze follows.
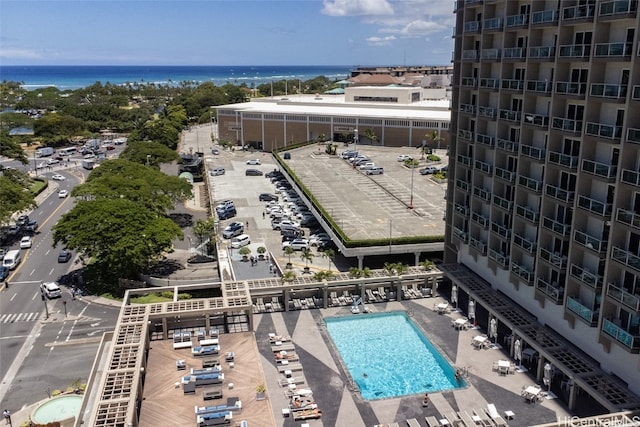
[51,174,65,181]
[246,159,262,165]
[47,158,60,165]
[282,238,309,251]
[209,167,225,176]
[58,190,69,198]
[20,236,32,249]
[397,154,413,162]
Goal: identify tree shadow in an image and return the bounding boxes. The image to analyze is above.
[146,259,185,277]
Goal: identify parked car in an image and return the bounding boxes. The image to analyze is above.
[419,166,439,175]
[58,190,69,198]
[259,193,278,202]
[366,167,384,175]
[397,154,413,162]
[440,165,449,172]
[245,169,263,176]
[246,159,262,165]
[209,167,225,176]
[211,148,220,155]
[215,200,234,211]
[20,236,32,249]
[282,238,309,251]
[217,207,236,220]
[40,281,62,299]
[230,234,251,249]
[23,220,38,233]
[272,219,300,230]
[51,174,65,181]
[222,222,245,239]
[265,170,281,178]
[58,249,72,263]
[17,215,29,227]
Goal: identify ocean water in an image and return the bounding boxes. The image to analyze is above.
[0,65,351,91]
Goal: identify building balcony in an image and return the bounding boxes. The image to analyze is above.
[520,143,546,160]
[455,179,471,193]
[458,129,473,141]
[621,169,640,186]
[570,263,603,290]
[518,175,543,193]
[531,9,559,25]
[503,47,526,60]
[526,80,552,94]
[562,3,596,21]
[483,17,503,31]
[590,83,627,99]
[577,195,613,217]
[474,160,493,175]
[500,79,524,92]
[585,122,622,140]
[566,296,599,326]
[555,81,587,97]
[523,114,550,129]
[612,246,640,273]
[551,117,582,134]
[511,262,534,285]
[473,186,492,202]
[496,138,519,153]
[459,103,477,115]
[617,208,640,231]
[545,184,575,203]
[494,167,516,183]
[469,236,487,254]
[506,13,529,28]
[452,226,468,243]
[492,194,513,211]
[462,50,479,61]
[529,46,556,60]
[607,283,640,312]
[536,277,564,304]
[471,211,490,228]
[499,110,522,122]
[594,42,633,58]
[516,204,540,224]
[477,106,497,120]
[542,216,571,237]
[479,78,500,90]
[463,21,481,33]
[454,203,470,217]
[488,248,510,269]
[599,0,638,18]
[513,233,537,254]
[548,151,579,169]
[625,128,640,144]
[574,230,607,255]
[602,319,640,352]
[539,247,568,269]
[461,77,477,88]
[491,222,511,239]
[475,133,495,147]
[581,159,617,180]
[558,44,591,59]
[456,154,472,167]
[481,49,501,60]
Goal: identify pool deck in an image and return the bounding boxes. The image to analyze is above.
[255,295,572,427]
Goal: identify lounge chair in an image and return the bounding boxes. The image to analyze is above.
[277,362,303,372]
[406,418,420,427]
[268,333,291,343]
[292,408,321,420]
[458,411,476,426]
[486,403,508,426]
[472,408,494,427]
[192,345,220,356]
[366,289,377,303]
[278,376,305,387]
[388,424,400,427]
[425,416,441,426]
[195,399,242,415]
[196,410,233,426]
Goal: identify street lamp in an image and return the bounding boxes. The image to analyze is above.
[409,162,415,209]
[353,128,358,149]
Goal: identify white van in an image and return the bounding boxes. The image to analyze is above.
[231,234,251,249]
[2,250,22,270]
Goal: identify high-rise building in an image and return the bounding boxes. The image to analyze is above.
[446,0,640,411]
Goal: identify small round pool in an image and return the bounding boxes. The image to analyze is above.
[32,395,83,425]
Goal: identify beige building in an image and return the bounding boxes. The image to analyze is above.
[215,86,451,151]
[446,0,640,413]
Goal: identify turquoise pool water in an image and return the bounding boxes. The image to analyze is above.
[325,311,464,400]
[32,394,83,424]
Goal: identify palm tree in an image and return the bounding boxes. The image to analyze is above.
[300,249,314,272]
[282,270,296,283]
[384,262,396,275]
[364,128,378,145]
[420,259,435,271]
[395,262,408,276]
[348,267,362,278]
[322,248,336,272]
[284,246,295,263]
[428,130,445,151]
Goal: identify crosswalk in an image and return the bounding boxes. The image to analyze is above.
[0,312,40,323]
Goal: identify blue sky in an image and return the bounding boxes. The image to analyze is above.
[0,0,455,66]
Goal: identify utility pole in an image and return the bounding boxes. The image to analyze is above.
[41,285,49,320]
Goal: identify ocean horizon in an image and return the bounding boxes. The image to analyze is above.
[0,65,354,91]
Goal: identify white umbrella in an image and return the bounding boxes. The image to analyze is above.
[544,363,552,390]
[468,299,475,320]
[514,339,522,365]
[489,318,498,342]
[451,285,458,308]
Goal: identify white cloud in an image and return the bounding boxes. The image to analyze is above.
[0,48,42,59]
[322,0,394,17]
[399,19,446,36]
[366,35,396,46]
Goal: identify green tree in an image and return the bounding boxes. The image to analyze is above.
[193,218,216,247]
[119,141,181,166]
[322,248,336,272]
[284,246,295,263]
[0,170,37,224]
[300,248,314,268]
[282,270,296,283]
[52,198,183,294]
[363,128,378,145]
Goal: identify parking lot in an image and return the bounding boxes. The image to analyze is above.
[204,143,448,274]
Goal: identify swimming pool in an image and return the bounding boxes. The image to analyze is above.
[325,311,464,400]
